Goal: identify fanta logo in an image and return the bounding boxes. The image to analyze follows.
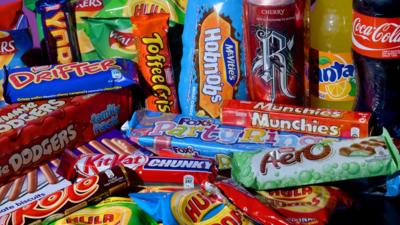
[44,8,72,63]
[8,59,118,89]
[142,33,174,113]
[0,34,16,55]
[318,61,354,83]
[260,144,331,175]
[9,175,99,225]
[109,30,134,47]
[134,3,167,16]
[76,0,103,10]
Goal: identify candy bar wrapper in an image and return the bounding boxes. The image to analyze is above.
[0,89,132,186]
[3,58,138,103]
[0,158,71,217]
[221,100,371,138]
[256,186,352,225]
[131,14,180,113]
[0,166,136,225]
[0,0,23,30]
[49,197,158,225]
[82,17,137,62]
[126,109,339,169]
[130,188,255,225]
[205,180,291,225]
[178,0,247,118]
[232,129,400,190]
[36,0,80,64]
[75,0,186,61]
[62,154,217,188]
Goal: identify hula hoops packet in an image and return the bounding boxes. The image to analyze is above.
[178,0,247,118]
[129,188,255,225]
[75,0,186,61]
[50,197,158,225]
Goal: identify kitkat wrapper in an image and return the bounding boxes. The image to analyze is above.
[232,129,400,190]
[178,0,247,118]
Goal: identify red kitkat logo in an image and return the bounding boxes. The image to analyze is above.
[352,11,400,59]
[0,34,16,55]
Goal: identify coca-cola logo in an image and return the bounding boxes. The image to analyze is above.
[352,11,400,59]
[7,175,99,225]
[0,34,16,55]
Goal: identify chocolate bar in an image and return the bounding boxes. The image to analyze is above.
[0,89,132,186]
[3,58,138,103]
[221,100,371,138]
[0,166,136,225]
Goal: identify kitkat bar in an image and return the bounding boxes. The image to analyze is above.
[0,89,132,187]
[0,166,137,225]
[221,100,371,138]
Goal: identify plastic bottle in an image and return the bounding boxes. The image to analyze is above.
[309,0,356,110]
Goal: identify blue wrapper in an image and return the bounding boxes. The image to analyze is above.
[36,0,80,64]
[130,189,255,225]
[178,0,247,118]
[3,58,138,103]
[126,110,339,169]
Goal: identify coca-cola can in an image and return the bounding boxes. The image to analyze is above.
[244,0,304,105]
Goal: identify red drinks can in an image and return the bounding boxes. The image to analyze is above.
[244,0,304,105]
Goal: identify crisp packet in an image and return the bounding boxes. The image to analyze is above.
[0,0,24,30]
[131,13,179,113]
[82,17,137,62]
[231,129,400,190]
[75,0,186,61]
[126,109,339,169]
[3,58,138,103]
[256,186,352,225]
[130,188,255,225]
[178,0,247,118]
[50,197,158,225]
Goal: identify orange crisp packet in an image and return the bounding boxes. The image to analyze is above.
[131,13,179,113]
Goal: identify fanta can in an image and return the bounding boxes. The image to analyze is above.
[309,0,356,110]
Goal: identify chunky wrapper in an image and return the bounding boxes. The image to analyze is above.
[0,89,132,187]
[232,129,400,190]
[3,58,138,103]
[126,109,339,169]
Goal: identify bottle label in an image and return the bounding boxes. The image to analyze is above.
[352,11,400,59]
[310,50,356,102]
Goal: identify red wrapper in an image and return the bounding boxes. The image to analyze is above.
[207,179,293,225]
[60,153,217,188]
[0,0,23,30]
[256,186,353,225]
[131,13,180,113]
[0,166,136,225]
[0,89,132,187]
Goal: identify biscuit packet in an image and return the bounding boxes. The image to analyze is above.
[178,0,248,118]
[232,129,400,190]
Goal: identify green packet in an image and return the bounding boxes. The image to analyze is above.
[82,17,137,62]
[232,129,400,190]
[50,197,158,225]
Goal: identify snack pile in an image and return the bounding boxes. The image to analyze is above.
[0,0,399,224]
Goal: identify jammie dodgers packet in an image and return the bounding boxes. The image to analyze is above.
[178,0,247,119]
